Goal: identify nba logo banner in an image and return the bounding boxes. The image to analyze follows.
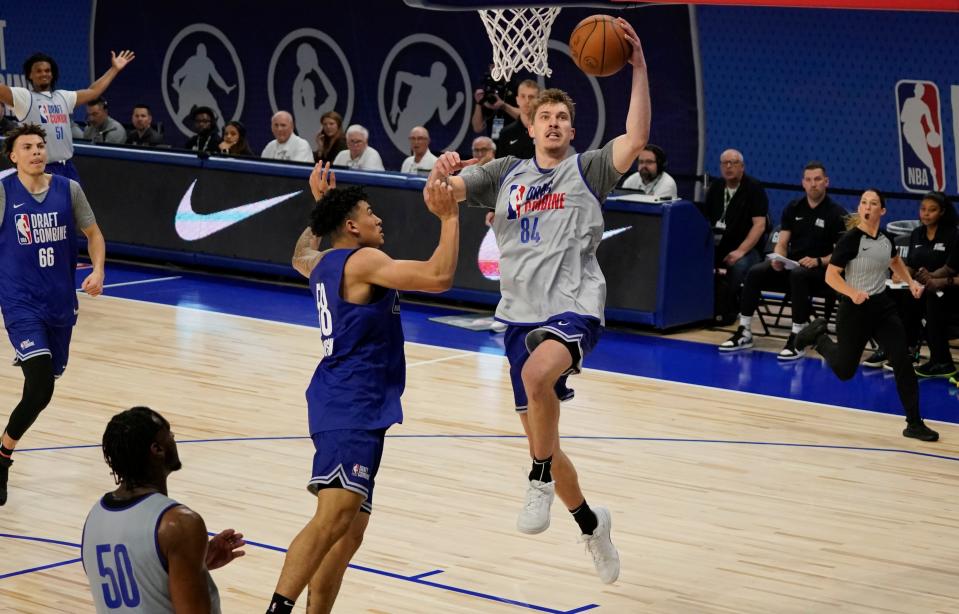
[896,80,946,192]
[14,214,32,245]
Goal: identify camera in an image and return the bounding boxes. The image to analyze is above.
[481,74,513,106]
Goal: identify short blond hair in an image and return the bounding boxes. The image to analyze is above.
[528,88,575,125]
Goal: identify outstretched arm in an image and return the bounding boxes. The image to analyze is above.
[390,72,414,123]
[76,50,135,105]
[438,90,465,125]
[351,180,460,293]
[609,19,650,174]
[426,151,478,203]
[292,162,336,277]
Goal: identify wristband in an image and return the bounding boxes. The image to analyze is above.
[817,257,822,267]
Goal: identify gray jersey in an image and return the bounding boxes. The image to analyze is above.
[462,141,622,324]
[82,493,221,614]
[830,228,897,296]
[11,87,77,162]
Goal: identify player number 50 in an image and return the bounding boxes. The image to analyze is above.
[95,543,141,608]
[39,247,55,267]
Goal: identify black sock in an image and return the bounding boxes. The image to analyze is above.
[0,443,13,460]
[266,592,295,614]
[529,456,552,483]
[570,500,598,535]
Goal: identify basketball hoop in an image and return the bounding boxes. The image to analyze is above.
[478,7,561,81]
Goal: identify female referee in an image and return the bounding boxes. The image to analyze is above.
[795,189,939,441]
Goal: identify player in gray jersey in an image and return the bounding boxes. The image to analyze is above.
[82,407,245,613]
[427,17,650,584]
[795,189,939,442]
[0,50,135,180]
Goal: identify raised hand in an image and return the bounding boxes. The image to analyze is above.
[309,161,336,201]
[111,50,136,71]
[424,179,459,221]
[616,18,646,68]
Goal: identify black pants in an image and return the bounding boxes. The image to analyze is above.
[740,260,829,325]
[815,291,921,424]
[889,289,923,350]
[924,287,959,365]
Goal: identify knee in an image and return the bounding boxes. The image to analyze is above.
[834,362,858,381]
[521,362,554,403]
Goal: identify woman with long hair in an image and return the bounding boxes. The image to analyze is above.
[314,111,346,163]
[795,189,939,442]
[217,120,254,156]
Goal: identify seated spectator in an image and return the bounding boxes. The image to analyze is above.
[719,161,845,359]
[184,106,221,153]
[400,126,436,174]
[125,103,164,146]
[314,110,346,163]
[262,110,313,162]
[471,136,496,166]
[217,120,254,156]
[332,124,384,171]
[706,149,769,324]
[874,192,959,378]
[82,97,125,144]
[495,79,539,159]
[621,144,677,199]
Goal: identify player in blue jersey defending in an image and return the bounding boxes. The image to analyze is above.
[0,124,106,506]
[266,163,460,614]
[426,18,650,584]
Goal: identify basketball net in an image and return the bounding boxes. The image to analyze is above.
[479,7,561,81]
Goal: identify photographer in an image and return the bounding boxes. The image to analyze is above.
[470,68,518,139]
[495,79,540,159]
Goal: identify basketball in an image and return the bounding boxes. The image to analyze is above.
[927,130,942,148]
[569,15,630,77]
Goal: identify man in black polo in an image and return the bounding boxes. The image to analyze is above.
[706,149,769,323]
[719,161,846,359]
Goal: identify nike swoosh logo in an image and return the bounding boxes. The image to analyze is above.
[509,139,519,145]
[602,226,632,240]
[13,203,26,209]
[175,180,302,241]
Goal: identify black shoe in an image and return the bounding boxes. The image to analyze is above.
[777,334,805,361]
[903,421,939,442]
[794,318,827,352]
[915,361,958,379]
[862,350,887,368]
[0,456,12,506]
[718,326,753,352]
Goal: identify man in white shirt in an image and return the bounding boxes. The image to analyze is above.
[400,126,437,174]
[332,124,385,171]
[621,144,677,198]
[261,111,314,163]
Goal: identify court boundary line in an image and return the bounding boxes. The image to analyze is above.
[15,434,959,463]
[0,533,597,614]
[84,292,955,427]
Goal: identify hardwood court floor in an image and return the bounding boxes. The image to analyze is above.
[2,294,959,613]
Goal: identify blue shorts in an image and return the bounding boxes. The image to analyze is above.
[503,312,602,412]
[6,318,73,378]
[307,428,386,514]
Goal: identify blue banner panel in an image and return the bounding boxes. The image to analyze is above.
[90,1,699,174]
[0,2,91,91]
[698,6,959,222]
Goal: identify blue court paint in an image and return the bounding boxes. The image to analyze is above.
[0,558,83,580]
[1,531,595,613]
[75,261,959,424]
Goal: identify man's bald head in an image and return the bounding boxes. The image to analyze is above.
[272,111,295,143]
